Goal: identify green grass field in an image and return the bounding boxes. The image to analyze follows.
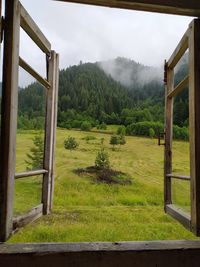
[9,128,197,243]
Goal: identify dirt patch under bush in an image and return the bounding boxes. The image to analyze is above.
[74,166,132,185]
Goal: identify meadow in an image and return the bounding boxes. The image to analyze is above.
[9,127,197,243]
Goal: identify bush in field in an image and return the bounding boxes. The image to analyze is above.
[149,128,155,138]
[126,121,163,137]
[71,120,82,129]
[119,134,126,145]
[64,136,79,151]
[173,125,189,140]
[26,134,44,170]
[110,135,119,150]
[81,121,92,131]
[117,125,126,136]
[95,148,110,170]
[82,135,96,143]
[97,123,107,130]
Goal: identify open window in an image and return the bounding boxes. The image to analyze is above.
[164,19,200,236]
[0,0,59,241]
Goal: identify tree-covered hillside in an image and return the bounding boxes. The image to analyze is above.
[15,57,189,139]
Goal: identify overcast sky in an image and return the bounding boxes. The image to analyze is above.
[19,0,193,86]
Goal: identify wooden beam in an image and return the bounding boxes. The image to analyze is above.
[0,0,20,242]
[54,0,200,17]
[168,28,190,69]
[167,76,189,99]
[189,19,200,236]
[19,2,51,54]
[3,241,200,267]
[166,174,191,181]
[13,204,43,231]
[166,204,191,231]
[164,64,174,210]
[19,57,51,89]
[49,53,59,211]
[15,169,48,180]
[42,51,57,215]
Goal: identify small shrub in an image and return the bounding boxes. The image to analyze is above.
[26,134,44,170]
[81,121,92,131]
[65,123,72,129]
[97,123,107,130]
[117,125,126,136]
[95,148,110,169]
[149,128,155,138]
[110,135,119,150]
[64,136,79,151]
[82,135,96,143]
[119,134,126,145]
[71,120,82,129]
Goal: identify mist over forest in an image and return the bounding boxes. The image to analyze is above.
[11,56,189,140]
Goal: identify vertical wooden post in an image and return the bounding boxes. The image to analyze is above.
[0,0,20,241]
[189,19,200,236]
[49,53,59,211]
[164,63,174,210]
[43,51,58,215]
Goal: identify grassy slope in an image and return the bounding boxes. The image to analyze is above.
[9,128,197,242]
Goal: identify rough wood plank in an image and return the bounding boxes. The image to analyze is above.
[166,174,191,181]
[164,64,174,209]
[2,241,200,267]
[55,0,200,17]
[42,51,57,215]
[13,204,43,231]
[15,169,48,179]
[49,53,59,210]
[0,0,20,242]
[19,2,51,54]
[167,76,189,99]
[19,57,51,89]
[189,19,200,236]
[168,28,190,69]
[166,204,191,230]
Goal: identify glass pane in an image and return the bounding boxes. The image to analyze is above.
[171,178,190,213]
[14,175,42,216]
[16,68,46,173]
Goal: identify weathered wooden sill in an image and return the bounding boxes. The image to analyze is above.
[1,240,200,266]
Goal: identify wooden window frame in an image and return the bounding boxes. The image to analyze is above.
[164,19,200,236]
[0,0,59,242]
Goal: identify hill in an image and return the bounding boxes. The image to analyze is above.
[15,57,188,138]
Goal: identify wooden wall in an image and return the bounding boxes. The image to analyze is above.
[54,0,200,17]
[1,241,200,267]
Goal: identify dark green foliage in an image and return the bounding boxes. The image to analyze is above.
[14,57,189,140]
[95,148,110,169]
[97,123,107,130]
[26,134,44,170]
[149,128,155,138]
[119,135,126,145]
[173,125,189,140]
[81,121,92,131]
[82,135,96,143]
[126,121,189,141]
[64,136,79,151]
[117,125,126,136]
[110,135,119,150]
[18,82,46,130]
[126,121,163,137]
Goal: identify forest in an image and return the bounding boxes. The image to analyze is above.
[16,57,189,140]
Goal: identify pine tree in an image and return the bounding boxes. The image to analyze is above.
[26,134,44,170]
